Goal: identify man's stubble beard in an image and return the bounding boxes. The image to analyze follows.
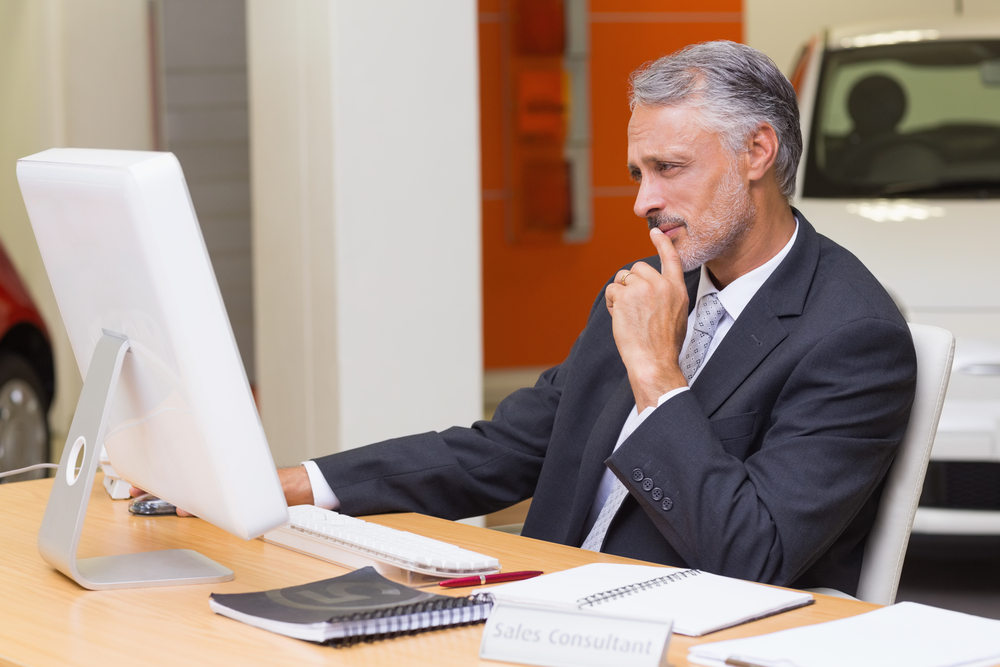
[647,159,757,273]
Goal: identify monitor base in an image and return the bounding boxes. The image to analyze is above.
[76,550,233,589]
[36,332,234,590]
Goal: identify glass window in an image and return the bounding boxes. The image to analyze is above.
[802,40,1000,198]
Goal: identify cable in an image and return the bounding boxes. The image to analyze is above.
[0,463,59,479]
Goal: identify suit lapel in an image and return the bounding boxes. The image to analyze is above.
[691,213,821,416]
[685,269,699,308]
[563,374,636,545]
[690,303,787,416]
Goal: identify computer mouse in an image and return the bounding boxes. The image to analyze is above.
[128,494,177,516]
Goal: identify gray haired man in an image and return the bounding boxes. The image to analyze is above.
[281,41,916,597]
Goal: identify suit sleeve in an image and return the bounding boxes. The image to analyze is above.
[311,290,611,520]
[605,316,916,587]
[310,370,558,519]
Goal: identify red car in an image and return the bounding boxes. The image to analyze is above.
[0,240,53,483]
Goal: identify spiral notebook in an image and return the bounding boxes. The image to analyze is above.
[209,567,492,645]
[479,563,813,636]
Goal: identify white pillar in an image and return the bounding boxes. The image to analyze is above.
[247,1,483,465]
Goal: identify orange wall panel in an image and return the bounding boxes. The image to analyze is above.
[591,0,741,12]
[480,4,743,369]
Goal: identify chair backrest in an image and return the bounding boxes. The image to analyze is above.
[855,323,954,605]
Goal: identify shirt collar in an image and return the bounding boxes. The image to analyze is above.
[695,216,800,321]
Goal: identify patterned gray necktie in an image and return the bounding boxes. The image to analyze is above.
[581,293,726,552]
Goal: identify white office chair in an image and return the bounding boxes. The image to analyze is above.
[811,323,955,605]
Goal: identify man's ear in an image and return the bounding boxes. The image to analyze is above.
[746,122,779,184]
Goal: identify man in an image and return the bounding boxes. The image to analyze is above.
[279,41,916,596]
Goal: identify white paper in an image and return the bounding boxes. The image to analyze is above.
[689,602,1000,667]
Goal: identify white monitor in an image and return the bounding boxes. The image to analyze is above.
[17,148,288,590]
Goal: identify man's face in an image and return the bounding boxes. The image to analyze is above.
[627,104,756,273]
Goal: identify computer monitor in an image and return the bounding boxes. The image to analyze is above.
[16,148,288,590]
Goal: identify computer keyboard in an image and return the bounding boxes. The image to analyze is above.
[262,505,502,578]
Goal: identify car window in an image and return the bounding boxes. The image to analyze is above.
[803,40,1000,198]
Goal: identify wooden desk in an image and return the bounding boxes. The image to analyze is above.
[0,476,878,667]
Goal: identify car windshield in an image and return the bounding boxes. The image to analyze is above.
[803,39,1000,198]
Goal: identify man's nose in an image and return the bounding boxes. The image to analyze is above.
[633,179,664,219]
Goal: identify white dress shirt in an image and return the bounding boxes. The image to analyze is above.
[307,219,800,515]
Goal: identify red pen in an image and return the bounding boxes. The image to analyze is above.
[439,570,543,588]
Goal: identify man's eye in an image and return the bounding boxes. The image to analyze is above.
[628,170,641,183]
[657,163,676,173]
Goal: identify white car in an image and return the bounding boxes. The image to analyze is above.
[792,20,1000,536]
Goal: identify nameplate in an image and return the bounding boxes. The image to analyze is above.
[479,601,671,667]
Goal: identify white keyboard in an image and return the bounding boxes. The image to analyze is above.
[262,505,502,578]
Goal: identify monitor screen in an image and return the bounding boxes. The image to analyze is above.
[17,149,288,587]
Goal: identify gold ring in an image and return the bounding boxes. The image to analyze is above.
[620,272,631,286]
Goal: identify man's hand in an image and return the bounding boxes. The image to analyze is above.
[605,227,690,411]
[278,466,315,506]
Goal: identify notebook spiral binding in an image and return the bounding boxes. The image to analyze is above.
[577,569,703,608]
[327,593,495,647]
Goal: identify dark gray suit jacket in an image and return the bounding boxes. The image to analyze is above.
[314,214,916,595]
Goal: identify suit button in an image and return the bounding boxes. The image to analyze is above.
[631,468,644,482]
[642,478,654,491]
[651,488,663,501]
[661,498,673,511]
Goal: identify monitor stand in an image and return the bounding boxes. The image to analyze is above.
[36,332,234,590]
